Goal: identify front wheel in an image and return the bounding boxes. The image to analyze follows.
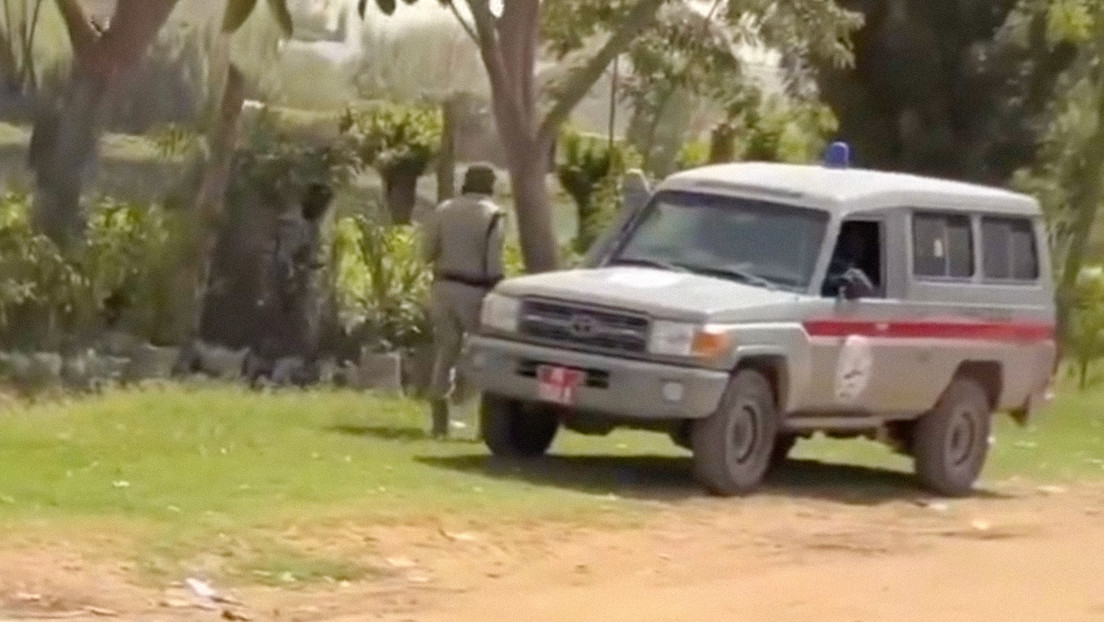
[480,394,559,458]
[769,434,798,468]
[912,378,992,497]
[691,370,780,496]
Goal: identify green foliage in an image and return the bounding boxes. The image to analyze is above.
[616,0,859,174]
[331,215,432,352]
[1045,0,1095,44]
[1067,265,1104,389]
[738,95,839,164]
[1009,1,1104,300]
[231,109,360,209]
[339,101,443,180]
[675,140,710,171]
[0,194,183,349]
[672,94,838,170]
[502,240,526,279]
[150,123,201,161]
[556,130,641,253]
[814,0,1076,181]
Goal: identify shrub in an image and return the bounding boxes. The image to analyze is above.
[0,194,182,350]
[675,139,710,171]
[331,215,432,353]
[339,101,443,224]
[1068,265,1104,389]
[556,130,641,253]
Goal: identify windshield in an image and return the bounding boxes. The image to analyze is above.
[609,190,830,291]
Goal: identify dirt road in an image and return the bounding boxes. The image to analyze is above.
[2,476,1103,622]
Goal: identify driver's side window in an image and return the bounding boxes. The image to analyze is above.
[820,220,884,298]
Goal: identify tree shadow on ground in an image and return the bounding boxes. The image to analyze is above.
[415,453,1011,506]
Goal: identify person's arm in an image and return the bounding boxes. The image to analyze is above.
[485,209,506,279]
[420,205,443,266]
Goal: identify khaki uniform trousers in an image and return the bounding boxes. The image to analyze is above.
[428,280,487,401]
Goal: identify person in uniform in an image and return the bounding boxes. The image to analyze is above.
[420,164,506,439]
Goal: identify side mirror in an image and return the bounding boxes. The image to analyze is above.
[838,268,875,300]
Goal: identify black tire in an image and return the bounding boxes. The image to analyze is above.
[770,434,798,468]
[912,377,992,497]
[480,394,559,458]
[691,369,780,496]
[669,422,693,451]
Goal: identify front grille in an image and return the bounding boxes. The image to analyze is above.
[518,298,649,354]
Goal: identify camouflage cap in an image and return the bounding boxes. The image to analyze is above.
[462,163,497,196]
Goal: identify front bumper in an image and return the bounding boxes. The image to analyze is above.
[464,335,730,420]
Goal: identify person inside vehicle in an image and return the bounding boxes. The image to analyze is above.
[821,222,877,297]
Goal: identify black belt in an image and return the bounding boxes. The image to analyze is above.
[437,272,503,288]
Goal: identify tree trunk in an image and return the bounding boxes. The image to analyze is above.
[464,0,663,274]
[0,30,19,92]
[709,122,737,164]
[384,170,418,225]
[436,97,457,203]
[28,0,178,248]
[179,55,246,344]
[505,140,559,272]
[28,69,110,248]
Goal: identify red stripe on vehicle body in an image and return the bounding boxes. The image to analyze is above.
[802,320,1055,342]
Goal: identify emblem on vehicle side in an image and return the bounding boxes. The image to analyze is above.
[834,334,873,402]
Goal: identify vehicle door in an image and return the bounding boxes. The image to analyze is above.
[804,212,918,415]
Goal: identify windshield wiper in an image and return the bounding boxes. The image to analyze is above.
[608,257,690,273]
[680,264,779,290]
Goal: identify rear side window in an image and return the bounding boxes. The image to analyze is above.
[912,212,974,279]
[982,217,1039,281]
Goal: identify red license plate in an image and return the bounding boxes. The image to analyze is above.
[536,365,585,406]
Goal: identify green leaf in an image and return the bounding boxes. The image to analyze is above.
[222,0,259,33]
[265,0,295,37]
[1047,0,1094,44]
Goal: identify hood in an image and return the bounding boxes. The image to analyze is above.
[495,266,807,322]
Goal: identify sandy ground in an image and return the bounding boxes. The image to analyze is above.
[1,473,1102,622]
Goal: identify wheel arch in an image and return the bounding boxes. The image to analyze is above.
[951,360,1003,411]
[735,354,790,412]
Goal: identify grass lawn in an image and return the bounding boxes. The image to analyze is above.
[0,380,1099,525]
[0,380,1099,584]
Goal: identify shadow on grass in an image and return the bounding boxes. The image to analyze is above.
[327,424,482,445]
[415,453,1011,506]
[328,424,429,442]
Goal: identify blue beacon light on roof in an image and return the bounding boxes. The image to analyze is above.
[823,141,851,169]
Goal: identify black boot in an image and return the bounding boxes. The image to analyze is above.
[431,399,449,440]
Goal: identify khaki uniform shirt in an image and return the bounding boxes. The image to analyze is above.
[420,193,506,284]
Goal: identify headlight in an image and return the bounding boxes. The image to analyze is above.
[648,321,733,359]
[480,293,520,332]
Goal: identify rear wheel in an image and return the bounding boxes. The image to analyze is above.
[691,370,779,496]
[480,394,559,458]
[912,378,992,497]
